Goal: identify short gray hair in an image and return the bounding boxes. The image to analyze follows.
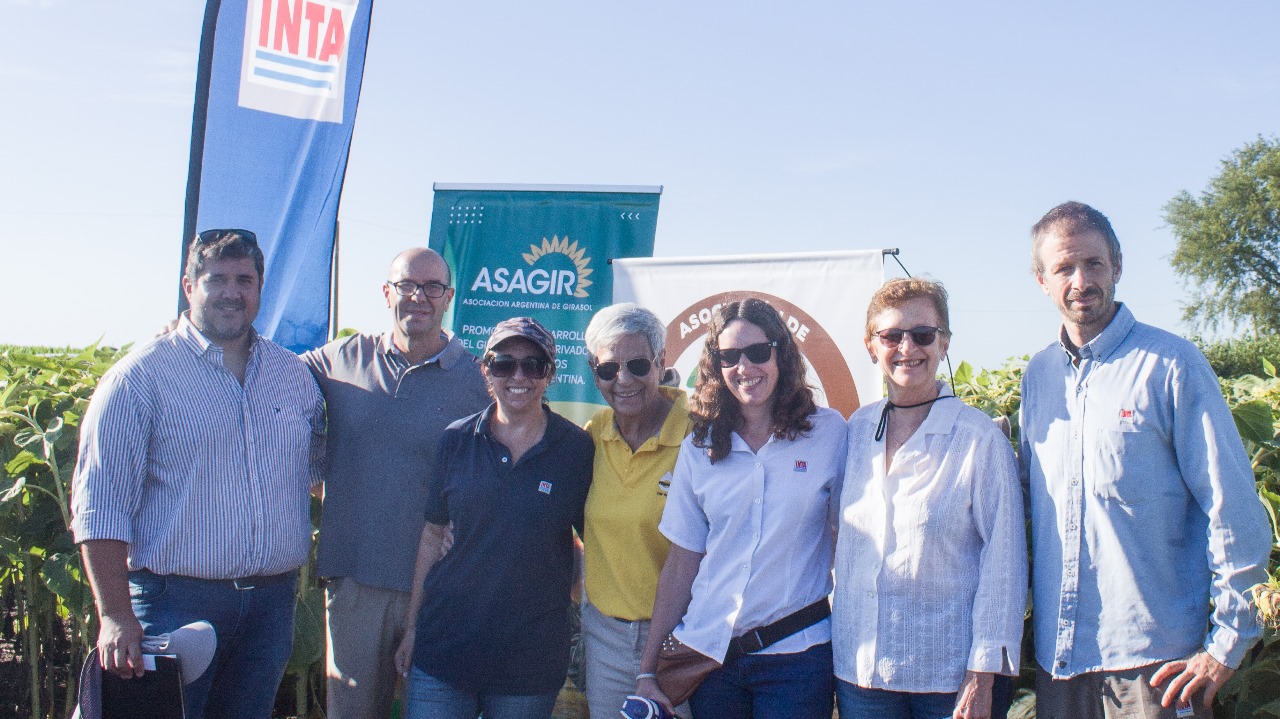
[584,303,666,358]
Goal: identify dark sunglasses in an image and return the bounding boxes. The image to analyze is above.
[593,357,656,382]
[486,354,551,379]
[872,326,944,347]
[196,228,258,245]
[713,340,778,368]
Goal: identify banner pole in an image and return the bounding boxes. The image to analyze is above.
[329,221,341,340]
[177,0,222,316]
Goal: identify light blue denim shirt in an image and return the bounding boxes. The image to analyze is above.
[1019,303,1270,678]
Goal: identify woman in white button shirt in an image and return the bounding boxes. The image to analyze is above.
[833,278,1026,719]
[634,297,848,719]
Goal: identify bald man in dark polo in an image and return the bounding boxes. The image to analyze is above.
[303,248,489,719]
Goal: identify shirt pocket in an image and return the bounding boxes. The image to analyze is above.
[1091,416,1157,505]
[273,403,316,453]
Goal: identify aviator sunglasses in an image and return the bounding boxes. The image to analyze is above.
[713,340,779,368]
[486,354,552,379]
[872,325,944,347]
[593,357,657,382]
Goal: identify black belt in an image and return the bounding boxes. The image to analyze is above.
[723,598,831,662]
[132,568,294,590]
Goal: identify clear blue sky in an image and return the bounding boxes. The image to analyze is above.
[3,0,1278,371]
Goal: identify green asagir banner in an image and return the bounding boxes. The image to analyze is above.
[429,184,661,424]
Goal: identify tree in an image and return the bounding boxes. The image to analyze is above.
[1165,136,1280,335]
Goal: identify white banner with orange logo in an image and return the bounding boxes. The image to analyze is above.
[612,250,885,419]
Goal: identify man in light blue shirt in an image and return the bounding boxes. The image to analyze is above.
[1019,201,1270,719]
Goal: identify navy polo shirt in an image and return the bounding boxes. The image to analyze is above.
[412,404,594,695]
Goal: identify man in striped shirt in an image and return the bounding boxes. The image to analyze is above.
[71,229,325,719]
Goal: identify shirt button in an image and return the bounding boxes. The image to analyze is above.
[501,457,509,463]
[1075,385,1083,394]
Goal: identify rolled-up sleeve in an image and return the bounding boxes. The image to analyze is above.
[70,370,152,544]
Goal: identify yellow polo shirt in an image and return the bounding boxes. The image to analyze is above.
[582,386,692,621]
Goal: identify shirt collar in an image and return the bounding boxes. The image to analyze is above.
[475,402,558,440]
[1058,302,1134,364]
[381,332,455,367]
[915,381,963,435]
[598,386,690,448]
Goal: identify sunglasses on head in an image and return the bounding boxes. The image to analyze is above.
[592,356,656,382]
[196,229,258,245]
[486,354,551,379]
[713,340,778,368]
[872,326,944,347]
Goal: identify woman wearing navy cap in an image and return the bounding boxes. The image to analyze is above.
[394,317,594,719]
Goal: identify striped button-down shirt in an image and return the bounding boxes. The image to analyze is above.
[71,315,324,580]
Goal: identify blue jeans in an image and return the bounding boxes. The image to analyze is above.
[836,679,956,719]
[405,667,560,719]
[129,569,297,719]
[689,641,834,719]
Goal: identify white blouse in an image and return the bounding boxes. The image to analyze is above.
[833,383,1027,693]
[660,407,848,662]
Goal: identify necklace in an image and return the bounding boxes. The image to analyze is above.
[874,395,954,442]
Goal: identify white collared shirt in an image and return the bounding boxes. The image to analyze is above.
[833,382,1027,692]
[660,407,847,662]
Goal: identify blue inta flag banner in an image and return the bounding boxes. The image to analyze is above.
[180,0,374,352]
[429,183,662,424]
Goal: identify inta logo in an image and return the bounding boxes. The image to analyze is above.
[239,0,358,123]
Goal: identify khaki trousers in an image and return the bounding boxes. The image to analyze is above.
[1036,663,1214,719]
[326,577,411,719]
[581,600,691,719]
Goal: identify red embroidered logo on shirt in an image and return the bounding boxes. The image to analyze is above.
[794,460,808,472]
[538,481,553,494]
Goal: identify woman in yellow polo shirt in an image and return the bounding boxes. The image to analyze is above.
[581,303,693,719]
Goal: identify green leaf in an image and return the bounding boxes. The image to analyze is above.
[40,551,89,608]
[14,427,44,451]
[288,585,326,672]
[1,477,27,502]
[1233,400,1277,444]
[5,450,41,475]
[1253,697,1280,719]
[0,535,20,560]
[1265,357,1277,378]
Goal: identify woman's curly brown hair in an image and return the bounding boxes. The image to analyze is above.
[690,297,816,463]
